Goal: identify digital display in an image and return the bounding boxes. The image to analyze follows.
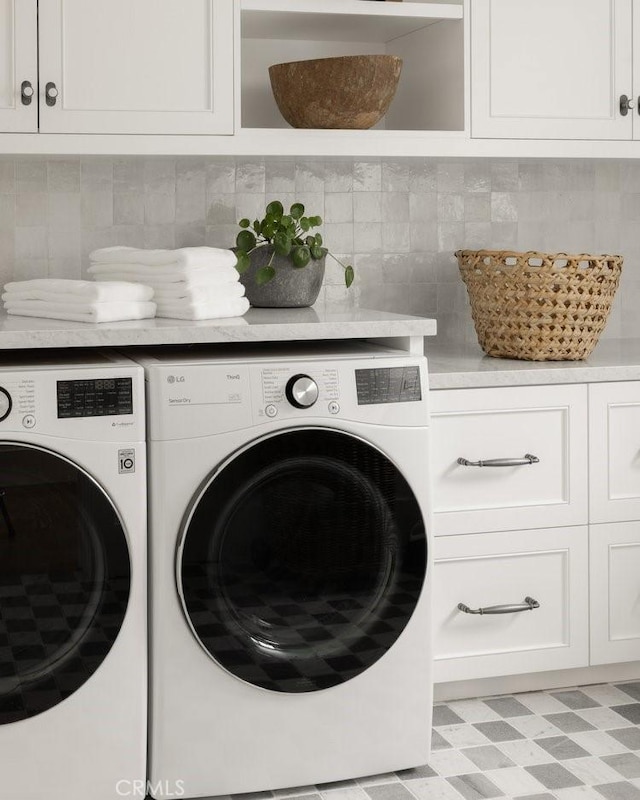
[355,366,422,405]
[57,377,133,418]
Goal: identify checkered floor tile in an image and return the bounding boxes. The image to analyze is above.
[224,680,640,800]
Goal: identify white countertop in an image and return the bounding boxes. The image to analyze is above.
[0,307,437,350]
[425,338,640,389]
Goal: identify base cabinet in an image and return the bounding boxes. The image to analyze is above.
[432,379,640,686]
[590,522,640,665]
[433,527,589,683]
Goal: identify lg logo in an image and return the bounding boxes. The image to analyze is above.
[167,375,186,384]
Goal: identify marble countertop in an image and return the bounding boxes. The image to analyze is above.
[425,338,640,389]
[0,307,437,350]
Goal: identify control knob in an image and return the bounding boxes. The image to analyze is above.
[0,387,12,421]
[285,374,318,409]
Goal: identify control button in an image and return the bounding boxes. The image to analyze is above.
[0,387,12,421]
[285,374,319,409]
[22,414,36,429]
[328,401,340,415]
[265,404,278,418]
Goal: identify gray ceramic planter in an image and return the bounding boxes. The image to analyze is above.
[239,246,326,308]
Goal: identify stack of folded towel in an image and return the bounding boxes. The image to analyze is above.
[2,279,156,323]
[88,246,249,320]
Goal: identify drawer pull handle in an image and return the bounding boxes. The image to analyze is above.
[458,596,540,615]
[457,454,540,468]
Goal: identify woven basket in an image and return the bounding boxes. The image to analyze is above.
[456,250,622,361]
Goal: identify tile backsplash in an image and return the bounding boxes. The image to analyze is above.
[0,155,637,341]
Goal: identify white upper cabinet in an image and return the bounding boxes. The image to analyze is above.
[3,0,234,136]
[0,0,37,133]
[471,0,633,140]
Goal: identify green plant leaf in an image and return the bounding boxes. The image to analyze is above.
[344,265,355,288]
[290,203,304,220]
[261,221,276,240]
[266,200,284,220]
[239,218,250,228]
[310,245,323,260]
[292,245,311,268]
[305,236,315,247]
[273,231,292,256]
[281,215,292,228]
[256,266,276,285]
[309,215,322,227]
[300,217,310,232]
[315,233,323,246]
[236,230,256,252]
[253,219,262,234]
[235,250,250,273]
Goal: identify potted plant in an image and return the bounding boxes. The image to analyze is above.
[234,200,354,308]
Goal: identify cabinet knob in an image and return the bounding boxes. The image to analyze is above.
[20,80,34,106]
[620,94,635,116]
[45,82,59,107]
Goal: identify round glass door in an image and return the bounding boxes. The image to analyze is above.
[0,443,131,723]
[179,429,427,693]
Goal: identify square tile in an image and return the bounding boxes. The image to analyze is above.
[473,721,526,743]
[551,691,600,711]
[525,763,584,790]
[462,745,515,771]
[543,713,596,734]
[577,707,632,731]
[595,782,640,800]
[608,729,640,752]
[611,706,640,726]
[484,697,533,718]
[534,736,590,761]
[489,767,548,796]
[615,685,640,703]
[363,784,413,800]
[602,755,640,780]
[447,773,503,799]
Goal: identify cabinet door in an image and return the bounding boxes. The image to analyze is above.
[471,0,632,140]
[589,381,640,523]
[38,0,234,135]
[0,0,37,132]
[590,522,640,665]
[434,527,589,683]
[431,385,588,536]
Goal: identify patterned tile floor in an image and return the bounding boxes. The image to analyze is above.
[240,680,640,800]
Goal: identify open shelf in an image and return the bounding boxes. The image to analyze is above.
[240,0,465,133]
[241,0,463,43]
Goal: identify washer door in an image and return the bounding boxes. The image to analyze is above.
[179,428,427,693]
[0,443,131,723]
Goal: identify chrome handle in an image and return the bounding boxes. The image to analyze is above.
[458,596,540,615]
[20,80,34,106]
[45,81,58,107]
[620,94,636,115]
[457,454,539,468]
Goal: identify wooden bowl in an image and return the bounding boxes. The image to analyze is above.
[268,55,403,129]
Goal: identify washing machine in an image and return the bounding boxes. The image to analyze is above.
[0,351,147,800]
[139,341,432,800]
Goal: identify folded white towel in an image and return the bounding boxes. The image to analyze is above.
[87,263,240,284]
[3,279,153,302]
[155,296,250,321]
[152,283,245,302]
[89,246,238,268]
[4,300,157,323]
[3,284,154,306]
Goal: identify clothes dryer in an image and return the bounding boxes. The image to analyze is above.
[139,342,432,800]
[0,351,147,800]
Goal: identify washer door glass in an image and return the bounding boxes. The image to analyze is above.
[0,444,131,723]
[179,429,427,693]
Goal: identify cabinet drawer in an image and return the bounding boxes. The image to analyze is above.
[433,527,589,683]
[589,382,640,523]
[590,522,640,665]
[431,385,588,535]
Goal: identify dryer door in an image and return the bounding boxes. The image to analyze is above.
[0,443,130,723]
[179,428,427,693]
